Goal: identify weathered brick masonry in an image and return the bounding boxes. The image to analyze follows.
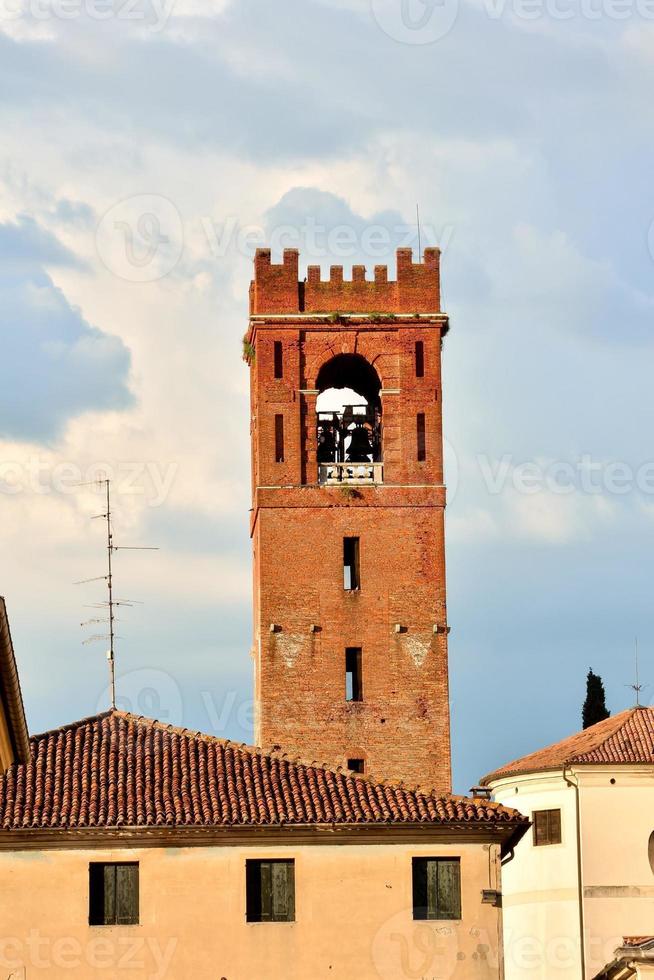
[247,247,452,793]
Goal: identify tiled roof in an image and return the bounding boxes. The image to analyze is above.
[482,706,654,785]
[0,711,526,836]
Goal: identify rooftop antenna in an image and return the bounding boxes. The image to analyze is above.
[626,635,646,707]
[416,203,422,262]
[75,477,158,710]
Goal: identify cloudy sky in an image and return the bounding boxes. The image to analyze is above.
[1,0,653,792]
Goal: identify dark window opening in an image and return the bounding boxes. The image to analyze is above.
[343,536,360,590]
[274,414,285,463]
[417,413,426,462]
[533,809,562,846]
[415,341,425,378]
[412,857,461,920]
[345,647,362,702]
[246,860,295,922]
[89,863,139,926]
[347,758,365,773]
[274,341,283,379]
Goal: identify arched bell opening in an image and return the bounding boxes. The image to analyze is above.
[315,354,382,484]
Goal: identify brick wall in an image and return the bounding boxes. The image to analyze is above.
[248,248,452,793]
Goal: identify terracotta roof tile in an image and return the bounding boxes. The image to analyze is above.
[482,706,654,784]
[0,711,526,834]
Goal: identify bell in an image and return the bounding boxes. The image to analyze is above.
[347,425,372,462]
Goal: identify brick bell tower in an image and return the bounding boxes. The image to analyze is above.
[246,246,451,792]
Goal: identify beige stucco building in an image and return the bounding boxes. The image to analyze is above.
[0,597,29,775]
[481,706,654,980]
[0,709,528,979]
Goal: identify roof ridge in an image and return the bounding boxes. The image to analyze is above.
[570,705,654,763]
[482,705,654,784]
[28,708,115,744]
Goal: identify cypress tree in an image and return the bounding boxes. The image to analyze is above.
[582,669,610,729]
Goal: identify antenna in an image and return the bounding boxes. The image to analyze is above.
[75,478,158,710]
[416,203,422,263]
[627,635,646,706]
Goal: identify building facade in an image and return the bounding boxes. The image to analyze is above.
[0,710,528,979]
[481,707,654,980]
[0,596,29,774]
[247,247,452,792]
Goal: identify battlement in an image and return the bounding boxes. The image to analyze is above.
[249,247,441,315]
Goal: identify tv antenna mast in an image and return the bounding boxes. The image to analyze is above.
[626,635,646,707]
[75,478,158,709]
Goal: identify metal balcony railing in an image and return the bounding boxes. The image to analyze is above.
[318,461,383,485]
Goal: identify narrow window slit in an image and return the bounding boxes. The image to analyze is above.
[417,413,426,462]
[343,536,360,590]
[345,647,362,702]
[274,341,283,379]
[415,341,425,378]
[274,414,285,463]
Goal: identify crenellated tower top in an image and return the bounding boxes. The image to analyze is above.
[249,246,442,315]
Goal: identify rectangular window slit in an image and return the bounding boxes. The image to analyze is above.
[343,536,360,590]
[274,341,283,379]
[415,340,425,378]
[345,647,362,702]
[347,758,365,773]
[417,413,426,462]
[274,414,285,463]
[412,857,461,921]
[246,859,295,922]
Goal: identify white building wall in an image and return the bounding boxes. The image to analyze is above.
[490,766,654,980]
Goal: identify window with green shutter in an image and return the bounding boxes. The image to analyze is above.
[246,859,295,922]
[412,857,461,920]
[89,863,139,925]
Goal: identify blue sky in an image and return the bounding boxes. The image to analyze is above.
[1,0,653,793]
